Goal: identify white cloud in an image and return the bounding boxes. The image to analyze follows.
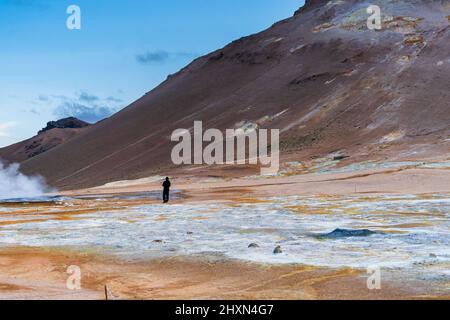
[0,121,17,137]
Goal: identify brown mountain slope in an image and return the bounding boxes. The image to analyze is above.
[0,118,90,164]
[19,0,450,189]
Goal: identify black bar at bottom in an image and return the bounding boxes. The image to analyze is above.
[0,300,448,319]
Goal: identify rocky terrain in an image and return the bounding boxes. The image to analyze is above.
[37,117,89,134]
[6,0,450,189]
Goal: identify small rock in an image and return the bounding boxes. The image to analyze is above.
[429,253,437,258]
[248,243,259,248]
[187,232,194,235]
[152,240,164,243]
[273,246,282,254]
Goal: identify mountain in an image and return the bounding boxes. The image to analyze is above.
[16,0,450,189]
[38,117,90,134]
[0,117,90,164]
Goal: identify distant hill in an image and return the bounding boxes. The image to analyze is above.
[0,117,90,164]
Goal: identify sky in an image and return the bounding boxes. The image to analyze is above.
[0,0,304,147]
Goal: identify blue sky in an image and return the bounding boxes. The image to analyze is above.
[0,0,304,147]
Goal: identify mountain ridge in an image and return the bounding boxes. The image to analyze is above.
[13,0,450,189]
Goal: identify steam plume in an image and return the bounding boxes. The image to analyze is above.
[0,160,55,200]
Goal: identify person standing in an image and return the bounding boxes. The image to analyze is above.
[162,177,171,203]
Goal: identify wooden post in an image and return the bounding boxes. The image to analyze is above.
[105,285,109,300]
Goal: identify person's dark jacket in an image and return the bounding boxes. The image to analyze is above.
[162,180,171,190]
